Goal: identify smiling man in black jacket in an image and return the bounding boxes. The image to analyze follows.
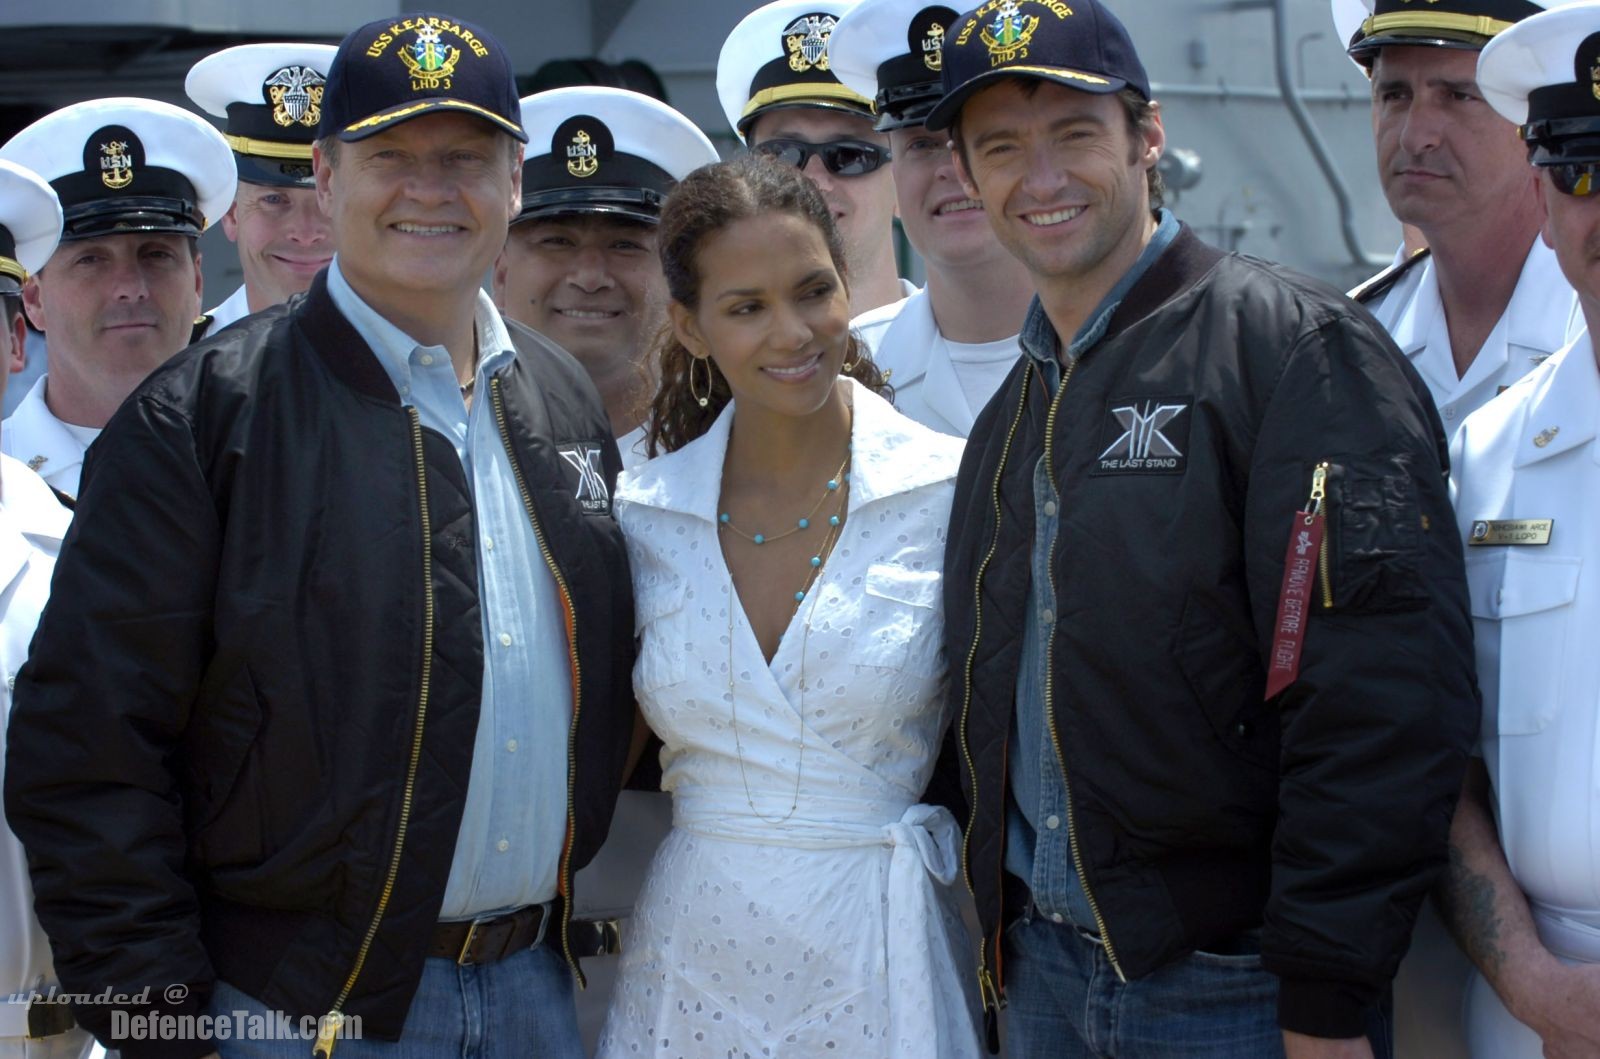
[3,14,634,1059]
[925,2,1477,1057]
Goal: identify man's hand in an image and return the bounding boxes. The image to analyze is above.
[1503,958,1600,1059]
[1281,1030,1374,1059]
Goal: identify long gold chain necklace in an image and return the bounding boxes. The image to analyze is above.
[721,448,851,823]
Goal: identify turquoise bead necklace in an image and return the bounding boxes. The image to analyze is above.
[718,447,851,603]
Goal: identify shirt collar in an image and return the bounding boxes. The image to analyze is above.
[326,256,515,389]
[1020,208,1179,367]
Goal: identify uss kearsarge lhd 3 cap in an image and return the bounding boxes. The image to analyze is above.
[925,0,1150,131]
[319,13,528,143]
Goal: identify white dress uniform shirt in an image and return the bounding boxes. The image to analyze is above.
[200,284,251,339]
[0,453,92,1059]
[1451,331,1600,1055]
[1359,240,1580,434]
[0,379,95,499]
[852,287,1020,437]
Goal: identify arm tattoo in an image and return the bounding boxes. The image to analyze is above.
[1438,842,1507,976]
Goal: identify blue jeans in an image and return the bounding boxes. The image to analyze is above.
[205,945,582,1059]
[1003,914,1393,1059]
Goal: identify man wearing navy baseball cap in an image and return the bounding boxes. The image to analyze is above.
[5,13,635,1059]
[929,2,1476,1056]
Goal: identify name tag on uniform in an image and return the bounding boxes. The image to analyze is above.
[1468,518,1554,546]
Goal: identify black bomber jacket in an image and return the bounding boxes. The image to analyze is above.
[4,273,636,1059]
[941,226,1478,1045]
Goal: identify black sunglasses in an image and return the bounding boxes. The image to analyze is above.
[752,138,891,177]
[1548,161,1600,198]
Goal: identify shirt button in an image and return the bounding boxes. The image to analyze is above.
[1444,406,1456,420]
[1045,814,1061,830]
[1050,912,1065,924]
[400,385,411,397]
[506,738,518,753]
[1041,609,1055,625]
[499,633,512,647]
[484,536,494,551]
[496,838,510,853]
[1043,501,1058,517]
[420,354,434,366]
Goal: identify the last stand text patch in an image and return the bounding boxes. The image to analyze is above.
[558,442,611,515]
[1089,396,1193,476]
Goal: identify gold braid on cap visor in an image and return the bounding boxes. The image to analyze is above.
[741,82,876,121]
[0,257,23,284]
[1360,12,1515,38]
[224,135,315,160]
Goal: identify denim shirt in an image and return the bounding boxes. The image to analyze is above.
[1005,210,1180,929]
[328,259,571,919]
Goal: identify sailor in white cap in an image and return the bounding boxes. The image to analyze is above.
[717,0,911,318]
[1445,6,1600,1055]
[495,86,718,468]
[0,159,87,1059]
[186,42,338,337]
[829,0,1033,436]
[0,97,234,498]
[493,86,716,1050]
[0,162,60,417]
[1335,0,1580,437]
[1330,4,1579,1054]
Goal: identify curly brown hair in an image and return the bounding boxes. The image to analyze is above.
[646,154,891,456]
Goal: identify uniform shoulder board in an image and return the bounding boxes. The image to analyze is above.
[189,313,213,345]
[1351,247,1431,306]
[50,487,75,511]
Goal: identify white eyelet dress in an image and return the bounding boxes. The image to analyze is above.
[596,380,982,1058]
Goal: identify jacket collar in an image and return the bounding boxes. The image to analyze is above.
[618,377,961,521]
[1514,331,1600,468]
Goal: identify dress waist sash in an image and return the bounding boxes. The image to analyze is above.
[671,785,975,1055]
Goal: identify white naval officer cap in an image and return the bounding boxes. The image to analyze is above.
[717,0,877,143]
[0,161,63,295]
[516,86,720,226]
[1331,0,1568,68]
[1480,0,1600,168]
[0,97,235,242]
[186,42,340,188]
[829,0,961,131]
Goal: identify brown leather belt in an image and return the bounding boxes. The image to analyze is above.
[430,906,625,965]
[431,905,550,965]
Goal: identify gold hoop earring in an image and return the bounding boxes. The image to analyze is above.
[689,355,711,408]
[840,339,858,374]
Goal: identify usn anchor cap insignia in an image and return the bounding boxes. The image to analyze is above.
[566,129,599,178]
[96,131,136,191]
[922,19,947,70]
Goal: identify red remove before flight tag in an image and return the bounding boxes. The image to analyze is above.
[1265,510,1324,700]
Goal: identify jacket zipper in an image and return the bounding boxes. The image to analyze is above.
[313,409,436,1059]
[1040,356,1127,982]
[489,377,587,987]
[1311,462,1333,609]
[957,368,1033,1023]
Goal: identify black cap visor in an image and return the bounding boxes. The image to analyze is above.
[339,97,529,143]
[1348,28,1492,64]
[873,81,944,131]
[926,65,1127,131]
[514,186,664,227]
[1527,115,1600,167]
[236,153,317,188]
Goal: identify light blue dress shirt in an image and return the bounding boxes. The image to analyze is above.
[328,258,571,919]
[1005,210,1180,930]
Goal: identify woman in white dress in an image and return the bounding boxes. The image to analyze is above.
[596,156,981,1058]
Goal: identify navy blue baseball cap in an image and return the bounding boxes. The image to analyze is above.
[925,0,1150,131]
[319,13,528,143]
